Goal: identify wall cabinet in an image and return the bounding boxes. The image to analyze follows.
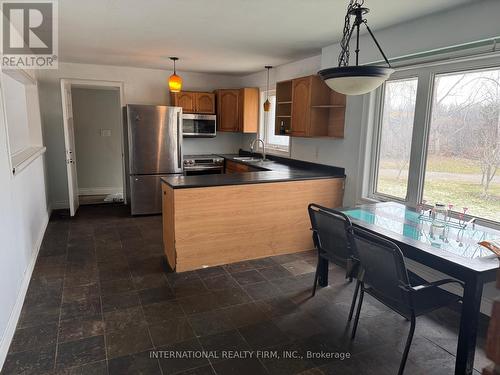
[275,75,346,138]
[171,91,215,114]
[215,88,259,133]
[216,89,240,132]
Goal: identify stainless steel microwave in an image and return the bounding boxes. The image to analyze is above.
[182,114,216,138]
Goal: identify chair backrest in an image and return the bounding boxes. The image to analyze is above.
[308,203,353,263]
[350,227,411,304]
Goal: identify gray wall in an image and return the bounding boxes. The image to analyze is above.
[72,87,123,195]
[36,62,243,208]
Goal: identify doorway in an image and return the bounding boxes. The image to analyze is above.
[60,79,125,216]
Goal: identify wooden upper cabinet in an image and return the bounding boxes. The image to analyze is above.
[291,77,311,136]
[171,91,215,114]
[172,92,196,113]
[195,92,215,114]
[238,88,259,133]
[216,89,240,132]
[276,75,346,138]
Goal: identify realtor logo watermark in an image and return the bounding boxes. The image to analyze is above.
[1,0,58,69]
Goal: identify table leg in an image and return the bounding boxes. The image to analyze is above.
[455,277,483,375]
[318,258,329,287]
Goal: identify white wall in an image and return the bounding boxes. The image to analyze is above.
[72,87,123,195]
[0,73,49,370]
[239,54,367,206]
[37,62,243,208]
[239,0,500,208]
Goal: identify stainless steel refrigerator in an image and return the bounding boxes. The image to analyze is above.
[124,104,183,215]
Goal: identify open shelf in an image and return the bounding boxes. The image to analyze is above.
[276,80,292,103]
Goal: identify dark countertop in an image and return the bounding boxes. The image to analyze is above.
[161,151,345,189]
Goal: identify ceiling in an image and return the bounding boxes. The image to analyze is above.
[59,0,475,75]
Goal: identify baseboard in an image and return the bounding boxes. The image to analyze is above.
[78,187,122,196]
[0,213,49,371]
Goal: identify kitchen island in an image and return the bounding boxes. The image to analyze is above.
[161,153,345,272]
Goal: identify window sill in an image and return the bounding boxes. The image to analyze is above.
[258,147,290,158]
[11,146,46,176]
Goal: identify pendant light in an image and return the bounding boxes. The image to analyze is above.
[263,66,272,112]
[168,57,182,92]
[318,0,394,96]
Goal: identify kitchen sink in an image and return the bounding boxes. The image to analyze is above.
[233,157,263,162]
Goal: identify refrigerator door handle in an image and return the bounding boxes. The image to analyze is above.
[177,110,183,171]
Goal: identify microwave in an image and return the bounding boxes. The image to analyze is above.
[182,114,216,138]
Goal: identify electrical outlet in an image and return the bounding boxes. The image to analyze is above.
[100,129,111,137]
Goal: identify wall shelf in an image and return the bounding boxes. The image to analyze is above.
[275,74,346,138]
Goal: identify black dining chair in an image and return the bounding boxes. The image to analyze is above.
[308,203,360,321]
[349,227,464,375]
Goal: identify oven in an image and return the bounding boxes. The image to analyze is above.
[182,114,217,138]
[183,155,224,176]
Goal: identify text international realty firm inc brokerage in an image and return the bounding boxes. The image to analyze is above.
[150,350,352,361]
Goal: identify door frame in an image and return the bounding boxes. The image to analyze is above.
[60,78,127,215]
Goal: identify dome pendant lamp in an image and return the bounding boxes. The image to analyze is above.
[168,57,182,92]
[263,66,272,112]
[318,0,394,96]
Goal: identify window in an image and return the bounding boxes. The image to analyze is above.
[374,78,418,200]
[370,57,500,224]
[259,90,290,154]
[423,68,500,222]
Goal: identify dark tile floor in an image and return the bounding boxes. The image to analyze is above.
[1,204,489,375]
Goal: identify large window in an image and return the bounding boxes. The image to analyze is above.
[371,59,500,224]
[423,69,500,222]
[259,90,289,154]
[374,78,418,199]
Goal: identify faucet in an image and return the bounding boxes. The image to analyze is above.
[250,138,266,160]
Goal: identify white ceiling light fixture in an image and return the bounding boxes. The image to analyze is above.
[318,0,394,96]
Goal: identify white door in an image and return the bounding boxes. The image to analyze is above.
[60,79,79,216]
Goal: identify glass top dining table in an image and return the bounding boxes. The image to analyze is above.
[342,202,498,260]
[315,201,499,375]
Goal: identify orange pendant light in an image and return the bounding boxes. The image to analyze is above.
[263,66,272,112]
[168,57,182,92]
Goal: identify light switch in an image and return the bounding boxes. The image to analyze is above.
[100,129,111,137]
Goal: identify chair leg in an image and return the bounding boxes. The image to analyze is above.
[351,285,364,339]
[348,280,361,322]
[311,258,320,297]
[398,314,416,375]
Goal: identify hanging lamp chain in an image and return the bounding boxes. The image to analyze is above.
[266,67,270,99]
[338,0,361,67]
[337,0,391,68]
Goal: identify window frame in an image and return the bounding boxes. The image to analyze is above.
[368,55,500,226]
[258,89,291,157]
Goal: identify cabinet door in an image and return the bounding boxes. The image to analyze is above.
[217,90,239,132]
[238,88,259,133]
[195,92,215,114]
[173,92,196,113]
[291,77,311,136]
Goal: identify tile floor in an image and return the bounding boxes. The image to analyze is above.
[1,204,489,375]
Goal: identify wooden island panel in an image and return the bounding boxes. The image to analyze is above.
[162,178,344,272]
